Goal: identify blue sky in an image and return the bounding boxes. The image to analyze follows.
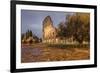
[21,10,73,38]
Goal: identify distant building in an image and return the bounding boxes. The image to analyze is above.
[42,16,57,43]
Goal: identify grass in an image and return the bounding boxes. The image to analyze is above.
[47,43,90,49]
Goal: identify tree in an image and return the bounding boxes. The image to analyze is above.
[21,29,40,44]
[65,13,90,44]
[29,30,33,37]
[21,33,24,40]
[33,35,39,43]
[57,22,67,39]
[25,30,30,39]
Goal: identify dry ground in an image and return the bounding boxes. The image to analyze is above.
[21,43,90,63]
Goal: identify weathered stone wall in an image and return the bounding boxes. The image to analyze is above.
[43,16,57,42]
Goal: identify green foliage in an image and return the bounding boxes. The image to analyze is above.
[57,22,67,39]
[47,44,89,49]
[21,33,24,40]
[67,13,89,43]
[57,13,90,44]
[21,29,40,44]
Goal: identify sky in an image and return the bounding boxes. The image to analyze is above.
[21,10,73,38]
